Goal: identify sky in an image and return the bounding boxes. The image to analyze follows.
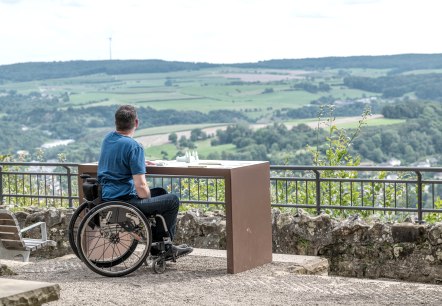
[0,0,441,65]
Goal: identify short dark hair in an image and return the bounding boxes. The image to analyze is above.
[115,105,137,131]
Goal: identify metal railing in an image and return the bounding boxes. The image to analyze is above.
[0,162,79,208]
[147,174,225,206]
[270,166,442,222]
[1,162,442,222]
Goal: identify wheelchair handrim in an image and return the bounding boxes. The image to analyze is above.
[77,202,151,277]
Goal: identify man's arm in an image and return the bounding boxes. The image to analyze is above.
[133,174,151,199]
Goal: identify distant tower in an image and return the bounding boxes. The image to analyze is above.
[109,37,112,60]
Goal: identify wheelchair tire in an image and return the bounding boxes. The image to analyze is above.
[68,201,92,259]
[76,201,152,277]
[69,201,140,268]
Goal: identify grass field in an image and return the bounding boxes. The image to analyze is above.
[0,66,385,120]
[135,123,226,137]
[335,118,405,129]
[328,68,391,78]
[279,116,403,129]
[145,139,236,160]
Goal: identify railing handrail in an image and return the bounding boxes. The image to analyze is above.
[270,165,442,172]
[1,162,440,171]
[0,162,79,167]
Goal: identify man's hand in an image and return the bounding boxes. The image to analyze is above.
[145,160,156,166]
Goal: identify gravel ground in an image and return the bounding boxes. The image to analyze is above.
[3,254,442,306]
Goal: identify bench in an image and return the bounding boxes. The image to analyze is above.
[0,209,56,262]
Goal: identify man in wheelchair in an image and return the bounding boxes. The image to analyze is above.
[98,104,193,262]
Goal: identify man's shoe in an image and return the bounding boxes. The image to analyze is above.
[164,244,193,262]
[150,243,189,256]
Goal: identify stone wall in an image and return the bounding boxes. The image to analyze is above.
[271,209,442,283]
[12,207,442,283]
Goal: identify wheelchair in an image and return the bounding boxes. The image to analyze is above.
[68,174,174,277]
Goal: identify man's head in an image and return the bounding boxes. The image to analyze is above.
[115,105,138,132]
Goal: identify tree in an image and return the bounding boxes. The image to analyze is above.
[168,132,178,145]
[190,128,207,141]
[159,150,168,160]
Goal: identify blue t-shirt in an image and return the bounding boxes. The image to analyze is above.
[97,131,146,201]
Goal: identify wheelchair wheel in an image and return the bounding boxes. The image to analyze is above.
[68,201,93,259]
[76,201,151,277]
[69,201,140,268]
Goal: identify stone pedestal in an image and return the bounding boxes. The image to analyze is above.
[0,279,60,306]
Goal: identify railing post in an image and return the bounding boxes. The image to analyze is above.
[415,171,423,223]
[313,170,321,215]
[0,166,3,205]
[64,166,73,208]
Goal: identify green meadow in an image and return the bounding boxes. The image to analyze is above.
[135,123,226,137]
[145,139,236,160]
[1,66,382,118]
[336,118,406,129]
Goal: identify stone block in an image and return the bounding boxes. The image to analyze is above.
[391,224,425,243]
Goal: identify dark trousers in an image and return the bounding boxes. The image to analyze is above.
[128,187,179,242]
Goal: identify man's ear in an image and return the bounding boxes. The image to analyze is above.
[135,118,139,128]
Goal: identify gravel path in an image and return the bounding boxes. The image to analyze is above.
[3,253,442,306]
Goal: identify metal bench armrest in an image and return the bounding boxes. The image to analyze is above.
[20,222,48,241]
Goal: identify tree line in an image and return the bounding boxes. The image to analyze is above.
[3,54,442,82]
[204,101,442,166]
[343,73,442,100]
[235,54,442,71]
[354,101,442,163]
[0,60,216,82]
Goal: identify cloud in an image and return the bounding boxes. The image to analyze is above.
[0,0,21,4]
[0,0,441,65]
[344,0,382,4]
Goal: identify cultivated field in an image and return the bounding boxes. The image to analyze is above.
[0,67,383,120]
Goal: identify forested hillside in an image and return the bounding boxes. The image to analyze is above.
[0,60,216,82]
[236,54,442,72]
[202,101,442,165]
[2,54,442,82]
[355,101,442,163]
[344,73,442,100]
